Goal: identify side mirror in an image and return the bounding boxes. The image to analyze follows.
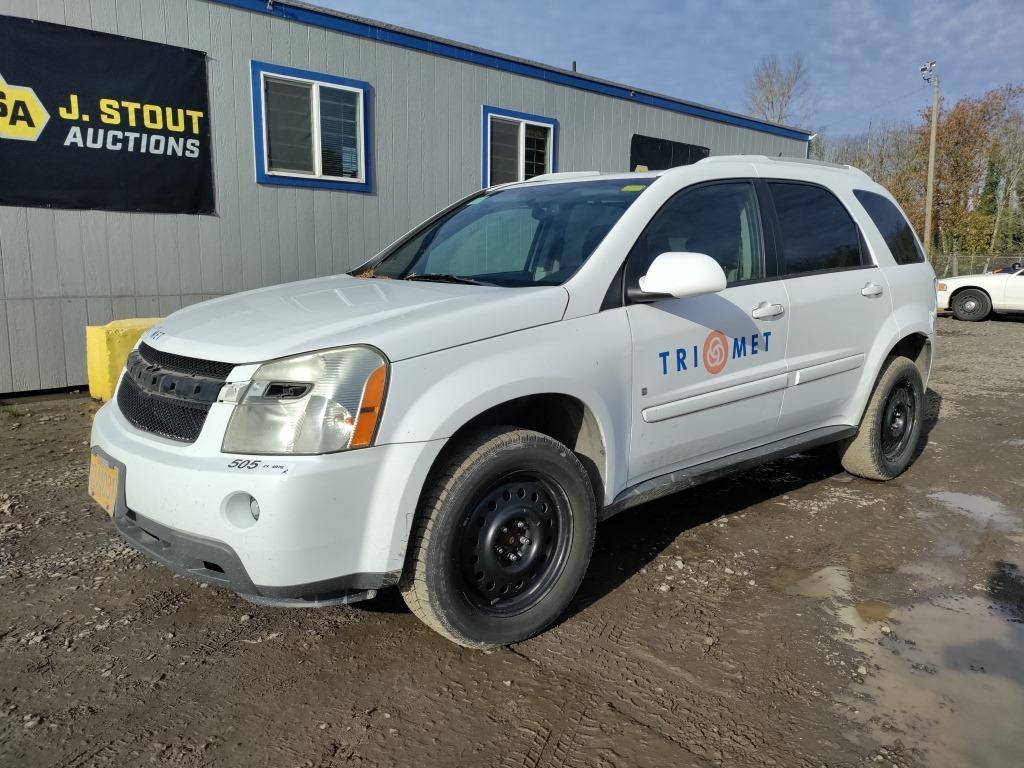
[635,252,727,301]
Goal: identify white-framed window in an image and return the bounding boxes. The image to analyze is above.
[482,106,558,187]
[250,60,372,192]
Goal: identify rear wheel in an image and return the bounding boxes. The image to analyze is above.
[951,288,991,321]
[838,356,924,481]
[400,427,596,648]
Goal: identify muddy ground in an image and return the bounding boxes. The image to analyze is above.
[1,315,1022,768]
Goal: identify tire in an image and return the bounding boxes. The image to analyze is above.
[951,288,991,321]
[400,427,597,648]
[838,356,924,481]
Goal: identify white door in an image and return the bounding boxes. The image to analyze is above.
[1004,269,1024,310]
[766,181,894,432]
[625,181,790,483]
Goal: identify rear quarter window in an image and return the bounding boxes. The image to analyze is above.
[769,182,863,275]
[853,190,925,265]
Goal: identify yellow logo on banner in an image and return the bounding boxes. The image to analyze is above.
[0,73,50,141]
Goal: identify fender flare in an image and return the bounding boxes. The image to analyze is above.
[848,321,932,426]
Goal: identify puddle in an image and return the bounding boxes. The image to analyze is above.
[1005,438,1024,447]
[898,559,963,586]
[784,561,1024,765]
[932,535,965,557]
[989,561,1024,621]
[929,491,1020,531]
[784,566,851,599]
[854,600,892,623]
[847,592,1024,768]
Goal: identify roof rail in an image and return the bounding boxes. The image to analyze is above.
[525,171,602,182]
[698,154,871,179]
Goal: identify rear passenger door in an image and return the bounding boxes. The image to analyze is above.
[766,181,893,433]
[852,187,936,347]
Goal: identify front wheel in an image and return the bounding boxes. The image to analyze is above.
[951,288,991,321]
[400,427,597,648]
[838,356,924,481]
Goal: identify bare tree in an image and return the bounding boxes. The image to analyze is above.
[745,53,809,125]
[826,122,921,188]
[989,109,1024,253]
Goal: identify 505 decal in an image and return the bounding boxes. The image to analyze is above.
[226,459,292,476]
[228,459,261,470]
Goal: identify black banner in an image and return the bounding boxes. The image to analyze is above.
[0,15,215,214]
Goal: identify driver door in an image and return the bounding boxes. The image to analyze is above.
[1004,269,1024,309]
[625,181,791,484]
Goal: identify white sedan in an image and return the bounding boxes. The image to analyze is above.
[936,265,1024,320]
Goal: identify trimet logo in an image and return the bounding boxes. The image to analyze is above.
[658,329,775,376]
[0,73,49,141]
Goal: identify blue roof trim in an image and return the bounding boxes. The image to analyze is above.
[481,106,559,188]
[215,0,811,143]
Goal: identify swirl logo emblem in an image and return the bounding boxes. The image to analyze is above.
[703,330,729,375]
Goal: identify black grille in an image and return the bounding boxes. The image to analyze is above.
[138,342,235,380]
[117,373,212,443]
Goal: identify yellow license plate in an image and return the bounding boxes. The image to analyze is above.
[88,454,119,516]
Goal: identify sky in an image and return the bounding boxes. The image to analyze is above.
[318,0,1024,136]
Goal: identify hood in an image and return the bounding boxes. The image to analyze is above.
[146,275,569,365]
[939,272,1004,286]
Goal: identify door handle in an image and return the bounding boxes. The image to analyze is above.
[861,282,884,297]
[751,302,785,320]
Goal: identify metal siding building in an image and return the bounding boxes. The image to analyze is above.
[0,0,810,394]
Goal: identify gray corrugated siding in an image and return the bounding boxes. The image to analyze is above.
[0,0,807,393]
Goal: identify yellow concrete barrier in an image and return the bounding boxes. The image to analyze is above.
[85,318,162,401]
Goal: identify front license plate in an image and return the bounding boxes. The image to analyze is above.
[88,454,119,517]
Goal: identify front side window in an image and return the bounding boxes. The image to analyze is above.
[356,179,650,286]
[627,181,763,289]
[854,190,924,265]
[483,106,557,187]
[770,182,863,274]
[251,61,371,192]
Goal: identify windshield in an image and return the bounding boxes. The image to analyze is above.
[354,178,653,286]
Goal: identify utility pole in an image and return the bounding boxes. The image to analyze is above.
[921,61,940,262]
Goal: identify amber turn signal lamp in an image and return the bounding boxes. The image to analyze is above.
[351,365,387,448]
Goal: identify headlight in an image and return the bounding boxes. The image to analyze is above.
[222,346,388,455]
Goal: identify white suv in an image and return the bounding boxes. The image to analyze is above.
[89,156,936,647]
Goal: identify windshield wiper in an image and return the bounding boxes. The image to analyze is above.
[404,273,493,286]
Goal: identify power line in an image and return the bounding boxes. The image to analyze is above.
[858,84,933,131]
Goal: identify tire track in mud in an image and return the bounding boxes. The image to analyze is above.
[495,601,689,768]
[19,583,251,768]
[494,581,850,768]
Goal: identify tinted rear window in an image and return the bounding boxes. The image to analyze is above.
[770,182,863,275]
[854,190,925,265]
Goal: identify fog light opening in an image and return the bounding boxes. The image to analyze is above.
[223,492,261,530]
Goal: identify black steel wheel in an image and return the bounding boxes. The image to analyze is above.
[951,288,991,321]
[838,356,924,481]
[458,473,572,616]
[400,427,596,648]
[879,377,916,463]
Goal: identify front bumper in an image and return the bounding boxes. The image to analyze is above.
[91,399,446,604]
[936,290,951,312]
